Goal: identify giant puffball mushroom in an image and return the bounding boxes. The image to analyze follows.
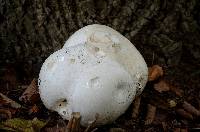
[38,24,148,126]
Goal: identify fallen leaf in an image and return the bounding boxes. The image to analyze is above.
[148,65,163,81]
[0,93,21,109]
[182,101,200,116]
[72,112,81,132]
[132,96,141,118]
[19,79,40,104]
[29,104,39,115]
[154,80,170,93]
[169,85,183,97]
[145,104,156,125]
[0,93,20,120]
[0,109,12,119]
[84,113,98,132]
[176,109,193,120]
[66,112,81,132]
[153,79,183,96]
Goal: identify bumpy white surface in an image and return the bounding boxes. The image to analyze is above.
[39,24,148,126]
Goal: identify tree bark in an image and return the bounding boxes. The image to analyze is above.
[0,0,200,77]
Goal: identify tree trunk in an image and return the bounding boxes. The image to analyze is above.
[0,0,200,78]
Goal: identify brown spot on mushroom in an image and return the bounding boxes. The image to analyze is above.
[94,47,100,52]
[47,61,55,69]
[70,58,75,63]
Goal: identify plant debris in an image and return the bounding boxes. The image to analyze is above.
[176,109,193,120]
[84,113,99,132]
[154,79,170,93]
[0,93,21,120]
[29,104,39,115]
[0,118,46,132]
[132,96,141,118]
[0,63,199,131]
[66,112,81,132]
[182,101,200,117]
[145,104,157,125]
[0,109,12,119]
[0,93,21,109]
[19,79,40,104]
[41,119,68,132]
[148,65,163,81]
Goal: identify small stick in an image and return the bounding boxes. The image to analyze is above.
[176,109,193,120]
[132,96,141,118]
[145,104,156,125]
[84,113,99,132]
[66,112,81,132]
[73,112,81,132]
[66,114,74,132]
[0,93,21,109]
[182,101,200,116]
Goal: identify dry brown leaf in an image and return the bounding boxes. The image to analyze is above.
[154,80,170,93]
[28,104,39,114]
[66,112,81,132]
[0,93,19,120]
[148,65,163,81]
[170,85,183,97]
[72,112,81,132]
[145,104,156,125]
[66,115,74,131]
[132,96,141,118]
[19,79,40,104]
[0,109,12,119]
[0,93,21,109]
[176,109,193,120]
[182,101,200,116]
[84,113,99,132]
[154,79,183,96]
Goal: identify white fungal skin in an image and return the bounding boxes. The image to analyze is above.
[39,24,148,126]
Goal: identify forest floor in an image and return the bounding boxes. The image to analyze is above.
[0,62,200,132]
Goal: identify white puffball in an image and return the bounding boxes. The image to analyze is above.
[38,24,148,126]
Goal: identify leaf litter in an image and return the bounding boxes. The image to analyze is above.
[0,64,200,131]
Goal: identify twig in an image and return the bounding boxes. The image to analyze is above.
[145,104,156,125]
[182,101,200,116]
[132,96,141,118]
[66,112,81,132]
[176,109,193,120]
[84,113,99,132]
